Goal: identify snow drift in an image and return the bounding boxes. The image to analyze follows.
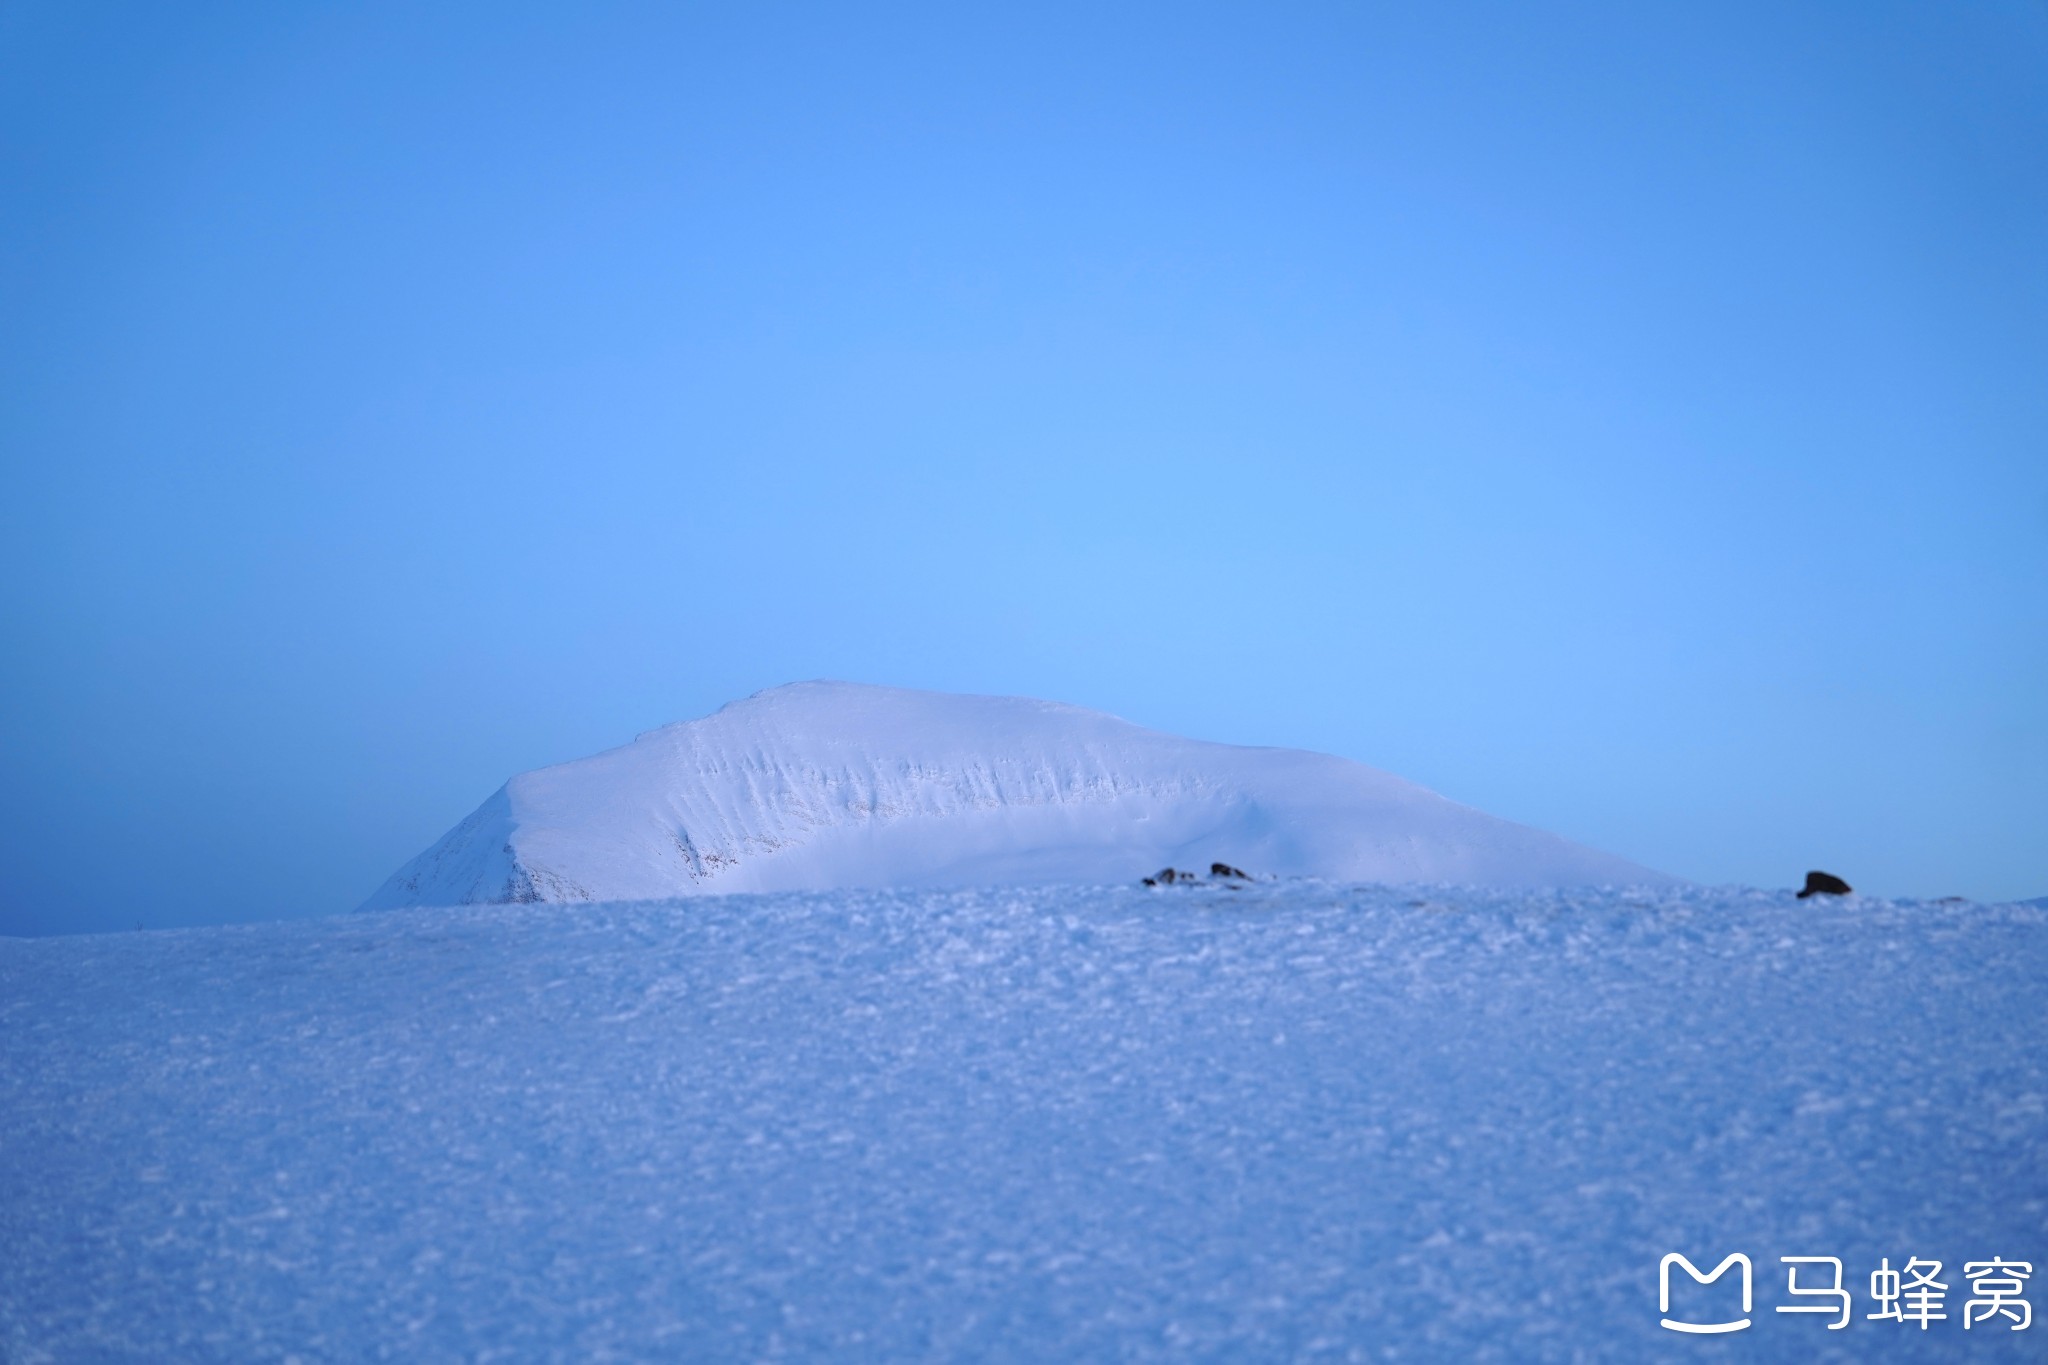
[5,887,2043,1360]
[362,682,1668,910]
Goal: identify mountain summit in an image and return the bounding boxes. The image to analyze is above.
[361,682,1670,909]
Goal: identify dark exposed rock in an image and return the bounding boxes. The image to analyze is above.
[1796,870,1852,899]
[1144,863,1256,887]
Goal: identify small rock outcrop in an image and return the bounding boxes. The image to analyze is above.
[1143,863,1255,888]
[1796,870,1852,899]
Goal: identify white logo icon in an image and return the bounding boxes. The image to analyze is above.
[1660,1253,1753,1334]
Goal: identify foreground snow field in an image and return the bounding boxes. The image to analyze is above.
[3,885,2042,1361]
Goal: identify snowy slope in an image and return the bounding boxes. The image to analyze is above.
[363,682,1668,909]
[3,887,2042,1361]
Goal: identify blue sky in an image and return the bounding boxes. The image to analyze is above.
[3,1,2043,933]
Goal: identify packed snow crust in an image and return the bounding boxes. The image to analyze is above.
[3,885,2043,1361]
[362,682,1668,910]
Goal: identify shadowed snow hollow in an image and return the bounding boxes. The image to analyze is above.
[361,682,1669,909]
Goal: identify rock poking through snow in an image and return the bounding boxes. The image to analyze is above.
[1798,870,1853,898]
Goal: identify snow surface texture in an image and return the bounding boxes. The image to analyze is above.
[3,886,2043,1361]
[361,682,1668,910]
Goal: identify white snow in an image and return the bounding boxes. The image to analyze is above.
[3,885,2042,1360]
[361,682,1669,910]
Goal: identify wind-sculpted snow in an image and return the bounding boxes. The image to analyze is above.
[362,682,1668,910]
[2,886,2042,1361]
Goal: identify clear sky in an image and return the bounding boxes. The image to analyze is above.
[3,1,2043,934]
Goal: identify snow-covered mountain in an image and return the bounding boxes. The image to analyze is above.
[361,681,1670,910]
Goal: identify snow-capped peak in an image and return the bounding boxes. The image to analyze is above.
[360,681,1670,909]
